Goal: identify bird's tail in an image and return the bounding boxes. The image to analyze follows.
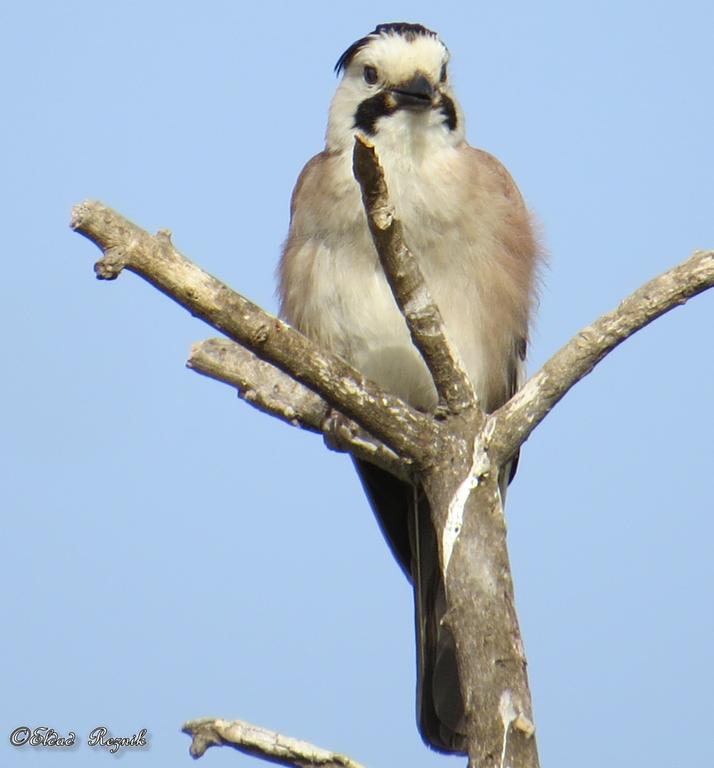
[353,459,467,753]
[409,484,468,754]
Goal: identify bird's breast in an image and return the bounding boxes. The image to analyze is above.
[282,145,513,412]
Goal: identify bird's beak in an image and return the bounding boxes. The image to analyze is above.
[389,74,434,111]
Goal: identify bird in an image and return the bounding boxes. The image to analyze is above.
[278,22,539,754]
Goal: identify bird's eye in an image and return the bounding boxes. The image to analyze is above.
[440,64,447,83]
[363,65,378,85]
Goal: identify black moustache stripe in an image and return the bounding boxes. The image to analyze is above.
[440,94,458,131]
[353,92,397,135]
[353,92,459,135]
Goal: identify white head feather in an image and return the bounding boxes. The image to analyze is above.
[326,25,465,154]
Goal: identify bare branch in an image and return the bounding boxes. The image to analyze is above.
[189,338,329,432]
[492,248,714,463]
[182,718,366,768]
[353,137,476,415]
[416,424,539,768]
[189,339,413,481]
[71,185,712,768]
[70,200,439,465]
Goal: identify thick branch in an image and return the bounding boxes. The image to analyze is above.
[353,137,476,415]
[418,418,539,768]
[491,248,714,463]
[182,718,365,768]
[70,201,438,464]
[189,339,413,481]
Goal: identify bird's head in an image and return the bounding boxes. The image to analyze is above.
[326,23,465,154]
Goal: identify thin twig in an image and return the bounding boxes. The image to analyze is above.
[352,137,476,415]
[189,339,413,480]
[491,248,714,463]
[182,718,366,768]
[189,338,329,432]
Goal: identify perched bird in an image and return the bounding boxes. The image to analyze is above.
[279,22,538,753]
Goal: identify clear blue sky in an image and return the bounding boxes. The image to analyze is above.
[2,2,712,767]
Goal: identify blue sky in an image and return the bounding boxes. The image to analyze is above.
[1,2,712,767]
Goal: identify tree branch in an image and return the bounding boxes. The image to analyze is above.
[491,248,714,463]
[182,718,366,768]
[70,201,438,465]
[352,137,538,766]
[425,463,539,768]
[189,338,413,481]
[353,137,476,415]
[71,168,713,768]
[189,338,329,432]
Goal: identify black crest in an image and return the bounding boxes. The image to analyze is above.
[334,22,439,74]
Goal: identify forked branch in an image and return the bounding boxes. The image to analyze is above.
[70,201,438,465]
[71,139,713,768]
